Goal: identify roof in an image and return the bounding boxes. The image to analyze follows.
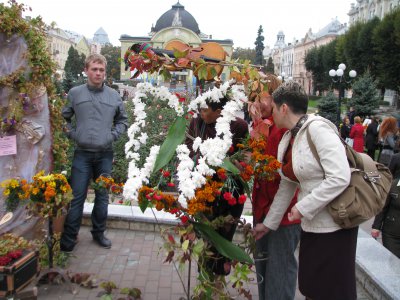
[152,2,200,34]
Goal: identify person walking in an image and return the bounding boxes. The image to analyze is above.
[60,54,128,252]
[378,116,398,166]
[365,117,379,159]
[371,153,400,258]
[249,75,301,300]
[349,116,365,153]
[254,81,357,300]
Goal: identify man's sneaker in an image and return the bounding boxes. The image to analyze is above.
[92,235,112,249]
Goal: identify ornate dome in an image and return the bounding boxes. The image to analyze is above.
[152,2,200,34]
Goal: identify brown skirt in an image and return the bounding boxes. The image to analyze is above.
[298,227,358,300]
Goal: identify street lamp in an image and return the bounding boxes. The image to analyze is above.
[277,72,293,82]
[329,63,357,124]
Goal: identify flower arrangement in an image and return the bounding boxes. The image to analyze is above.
[0,233,33,266]
[0,177,30,211]
[236,136,282,181]
[123,81,279,298]
[26,171,72,218]
[92,175,124,196]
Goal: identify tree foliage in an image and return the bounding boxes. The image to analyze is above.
[372,9,400,92]
[64,46,85,78]
[101,44,121,81]
[304,9,400,94]
[318,91,338,124]
[349,71,380,117]
[265,57,274,73]
[232,47,256,63]
[254,25,265,66]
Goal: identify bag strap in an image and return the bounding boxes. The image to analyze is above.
[305,124,325,179]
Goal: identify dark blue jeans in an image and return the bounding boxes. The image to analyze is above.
[61,150,113,249]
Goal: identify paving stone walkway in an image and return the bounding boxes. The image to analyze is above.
[33,225,372,300]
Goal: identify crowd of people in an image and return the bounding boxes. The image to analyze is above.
[60,55,398,300]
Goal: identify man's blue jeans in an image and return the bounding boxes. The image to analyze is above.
[255,223,301,300]
[61,150,113,249]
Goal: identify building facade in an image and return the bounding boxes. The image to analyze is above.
[119,2,233,84]
[270,19,347,95]
[348,0,400,25]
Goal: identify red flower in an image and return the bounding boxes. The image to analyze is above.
[118,200,124,204]
[238,194,247,204]
[167,182,175,187]
[217,169,227,181]
[169,208,179,214]
[223,192,233,201]
[153,194,163,201]
[180,215,189,224]
[188,111,194,115]
[8,250,22,260]
[162,170,171,177]
[229,146,234,153]
[239,161,247,168]
[0,256,12,266]
[228,197,237,206]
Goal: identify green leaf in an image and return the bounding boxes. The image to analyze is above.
[221,158,240,175]
[139,196,149,213]
[182,239,189,251]
[173,49,189,59]
[152,117,187,173]
[192,239,205,256]
[209,67,218,79]
[198,65,208,80]
[193,222,253,264]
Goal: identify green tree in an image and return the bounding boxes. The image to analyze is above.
[232,47,256,63]
[372,9,400,93]
[349,71,380,117]
[265,57,274,73]
[101,44,121,81]
[254,25,265,66]
[64,46,84,79]
[318,91,338,124]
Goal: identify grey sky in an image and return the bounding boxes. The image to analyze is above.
[12,0,353,48]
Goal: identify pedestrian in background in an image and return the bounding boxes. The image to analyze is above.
[349,116,365,153]
[365,116,379,159]
[371,152,400,258]
[378,116,398,166]
[61,54,128,252]
[254,81,357,300]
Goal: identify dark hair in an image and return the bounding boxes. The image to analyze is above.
[206,95,229,111]
[271,81,308,114]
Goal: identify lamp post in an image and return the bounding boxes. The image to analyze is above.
[329,63,357,124]
[277,71,293,82]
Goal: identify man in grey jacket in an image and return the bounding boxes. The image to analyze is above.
[60,54,128,251]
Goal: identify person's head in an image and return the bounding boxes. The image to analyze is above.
[343,116,350,125]
[200,95,229,124]
[379,116,398,139]
[84,54,107,88]
[354,116,362,124]
[349,106,354,112]
[271,81,308,128]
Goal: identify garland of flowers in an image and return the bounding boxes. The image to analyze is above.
[123,83,184,201]
[176,81,246,207]
[123,81,247,209]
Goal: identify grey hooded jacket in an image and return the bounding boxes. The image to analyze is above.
[62,84,128,152]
